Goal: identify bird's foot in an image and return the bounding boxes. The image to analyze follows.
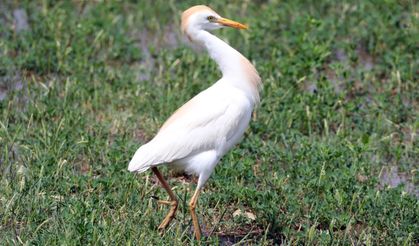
[156,200,178,232]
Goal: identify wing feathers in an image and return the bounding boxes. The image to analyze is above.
[128,85,250,173]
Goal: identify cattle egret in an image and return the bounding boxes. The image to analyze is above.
[128,5,261,240]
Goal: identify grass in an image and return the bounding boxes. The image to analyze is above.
[0,0,418,244]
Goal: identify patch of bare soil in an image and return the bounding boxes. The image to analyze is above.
[379,166,418,197]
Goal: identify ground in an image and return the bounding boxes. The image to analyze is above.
[0,0,418,245]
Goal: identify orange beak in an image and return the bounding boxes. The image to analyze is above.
[216,17,248,30]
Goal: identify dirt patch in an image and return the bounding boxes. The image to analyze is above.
[13,8,30,33]
[0,73,25,102]
[303,42,378,95]
[133,24,183,82]
[379,166,418,197]
[213,226,280,245]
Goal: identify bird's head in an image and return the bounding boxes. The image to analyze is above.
[181,5,247,39]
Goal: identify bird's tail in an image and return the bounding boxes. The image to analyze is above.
[128,144,154,173]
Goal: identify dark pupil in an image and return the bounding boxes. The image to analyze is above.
[208,16,214,21]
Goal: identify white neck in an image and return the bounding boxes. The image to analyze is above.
[191,30,261,104]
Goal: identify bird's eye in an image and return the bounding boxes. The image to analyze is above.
[207,16,216,22]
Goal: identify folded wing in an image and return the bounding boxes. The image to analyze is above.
[128,87,249,173]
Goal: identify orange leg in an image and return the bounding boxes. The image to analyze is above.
[189,187,202,240]
[151,167,178,231]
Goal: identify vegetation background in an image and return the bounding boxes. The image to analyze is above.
[0,0,417,245]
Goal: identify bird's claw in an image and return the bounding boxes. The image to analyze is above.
[157,200,175,206]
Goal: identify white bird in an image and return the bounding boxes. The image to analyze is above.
[128,5,261,240]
